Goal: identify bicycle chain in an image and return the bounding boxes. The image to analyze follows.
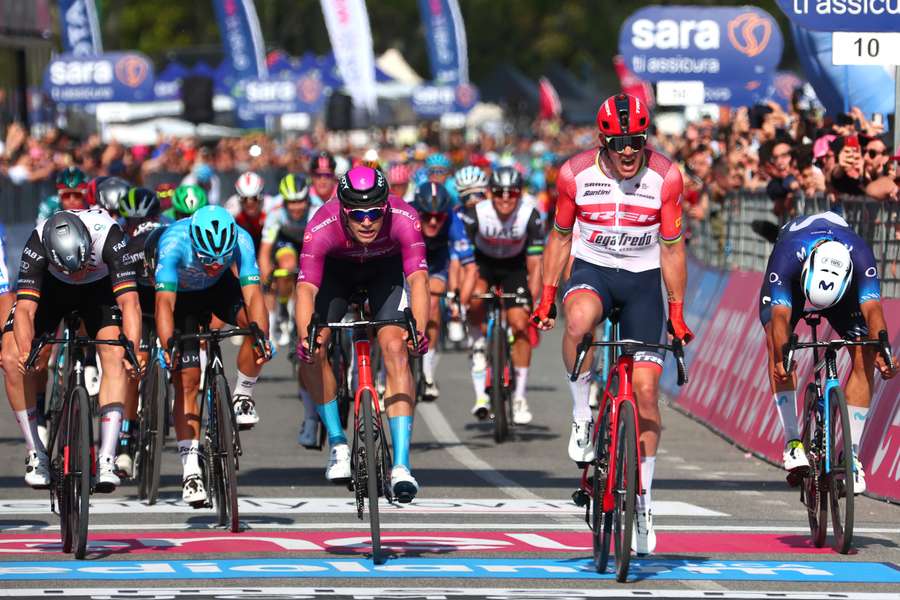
[355,447,367,520]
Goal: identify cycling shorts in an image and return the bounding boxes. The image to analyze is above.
[315,255,409,325]
[474,251,532,310]
[172,271,245,371]
[758,277,868,339]
[563,259,665,367]
[427,247,450,282]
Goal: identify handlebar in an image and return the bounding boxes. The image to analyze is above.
[25,332,140,372]
[307,307,423,357]
[473,289,530,307]
[782,330,894,375]
[168,322,269,363]
[569,333,689,386]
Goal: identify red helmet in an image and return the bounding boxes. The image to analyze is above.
[596,93,650,136]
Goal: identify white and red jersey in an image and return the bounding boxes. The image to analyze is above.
[554,147,683,272]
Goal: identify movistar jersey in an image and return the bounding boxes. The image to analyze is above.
[154,218,260,292]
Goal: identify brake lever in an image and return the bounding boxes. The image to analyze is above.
[248,322,270,360]
[878,330,895,370]
[118,334,141,372]
[24,335,48,371]
[307,313,321,353]
[673,338,689,386]
[782,334,798,375]
[403,307,422,356]
[570,332,594,382]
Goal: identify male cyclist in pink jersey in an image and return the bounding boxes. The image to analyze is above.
[532,93,694,556]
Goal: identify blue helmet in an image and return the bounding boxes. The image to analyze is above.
[425,153,451,170]
[412,182,452,214]
[189,205,237,260]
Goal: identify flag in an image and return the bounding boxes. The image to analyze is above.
[538,77,562,120]
[211,0,268,81]
[417,0,469,84]
[321,0,378,114]
[58,0,103,56]
[613,55,654,108]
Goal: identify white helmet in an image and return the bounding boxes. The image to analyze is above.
[235,171,264,199]
[801,240,853,309]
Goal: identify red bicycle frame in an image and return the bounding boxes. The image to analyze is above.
[351,338,382,421]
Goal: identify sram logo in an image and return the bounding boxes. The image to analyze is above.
[631,18,720,50]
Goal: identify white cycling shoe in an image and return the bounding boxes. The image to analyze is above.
[233,395,259,429]
[182,474,207,506]
[569,419,595,464]
[423,379,440,402]
[783,439,811,473]
[513,395,533,425]
[326,443,351,483]
[853,454,867,495]
[471,395,490,420]
[95,455,120,493]
[25,450,51,489]
[632,509,656,555]
[391,465,419,503]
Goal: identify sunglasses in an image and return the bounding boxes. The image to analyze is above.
[605,134,647,153]
[867,149,888,159]
[491,187,521,198]
[421,211,448,223]
[343,205,386,222]
[462,192,486,204]
[429,167,450,176]
[196,252,225,267]
[312,172,335,179]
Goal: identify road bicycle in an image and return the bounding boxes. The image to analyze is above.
[570,310,688,582]
[135,321,170,505]
[474,286,527,444]
[25,311,139,559]
[308,305,422,564]
[783,312,893,554]
[169,321,268,533]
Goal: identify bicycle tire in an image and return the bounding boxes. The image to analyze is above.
[800,383,827,548]
[360,389,384,564]
[613,399,638,583]
[146,358,167,504]
[490,320,508,443]
[592,397,614,573]
[828,387,854,554]
[214,374,240,533]
[68,386,91,559]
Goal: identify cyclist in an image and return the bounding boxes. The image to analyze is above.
[532,93,692,556]
[114,188,166,477]
[95,177,131,221]
[309,151,339,205]
[225,171,268,250]
[459,166,544,425]
[425,153,458,204]
[36,167,89,225]
[411,181,476,401]
[388,163,413,202]
[295,166,429,502]
[154,205,272,505]
[454,165,490,210]
[164,185,208,221]
[1,209,141,491]
[759,211,896,493]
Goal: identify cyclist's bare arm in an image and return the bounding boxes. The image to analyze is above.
[659,161,688,305]
[659,240,687,304]
[527,254,542,303]
[155,291,177,364]
[769,304,793,385]
[459,258,479,307]
[861,299,896,377]
[407,269,429,339]
[541,228,572,291]
[12,299,37,372]
[240,282,270,348]
[116,290,143,371]
[294,281,318,348]
[258,241,274,284]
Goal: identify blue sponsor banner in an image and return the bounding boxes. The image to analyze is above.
[234,71,328,118]
[619,6,782,88]
[58,0,103,56]
[704,76,775,107]
[412,83,479,117]
[0,558,897,582]
[776,0,900,32]
[211,0,267,81]
[418,0,469,84]
[42,52,156,105]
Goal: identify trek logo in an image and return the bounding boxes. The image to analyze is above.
[727,12,772,58]
[581,210,657,225]
[588,231,654,248]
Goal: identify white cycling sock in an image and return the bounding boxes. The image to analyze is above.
[514,367,528,399]
[178,439,201,477]
[570,371,592,421]
[299,387,317,421]
[16,408,45,454]
[847,405,869,455]
[774,391,800,442]
[639,455,656,513]
[423,348,437,382]
[99,405,123,459]
[234,370,258,398]
[268,309,278,339]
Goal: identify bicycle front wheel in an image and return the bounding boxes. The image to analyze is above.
[828,387,854,554]
[800,383,827,547]
[214,374,240,533]
[63,386,91,559]
[490,323,508,444]
[359,389,384,564]
[592,397,613,574]
[613,399,638,583]
[138,358,167,504]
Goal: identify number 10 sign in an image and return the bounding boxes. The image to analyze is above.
[832,32,900,66]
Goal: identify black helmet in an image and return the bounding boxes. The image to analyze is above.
[489,166,523,193]
[42,211,92,275]
[337,166,389,208]
[119,187,160,219]
[412,182,452,214]
[96,177,131,213]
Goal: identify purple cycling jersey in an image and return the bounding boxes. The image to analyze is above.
[297,195,428,288]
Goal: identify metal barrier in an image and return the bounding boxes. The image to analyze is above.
[688,192,900,298]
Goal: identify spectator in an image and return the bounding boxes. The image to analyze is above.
[829,135,865,196]
[761,137,799,219]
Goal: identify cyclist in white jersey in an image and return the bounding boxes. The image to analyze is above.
[532,94,694,557]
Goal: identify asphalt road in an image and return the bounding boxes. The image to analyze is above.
[0,325,898,600]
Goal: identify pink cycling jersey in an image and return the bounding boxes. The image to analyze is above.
[555,147,684,272]
[297,195,428,288]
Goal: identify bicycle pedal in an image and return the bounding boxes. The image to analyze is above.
[572,489,590,507]
[576,461,588,469]
[785,469,806,488]
[189,500,208,510]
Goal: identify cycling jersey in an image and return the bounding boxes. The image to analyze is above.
[0,224,9,295]
[260,205,321,246]
[154,218,260,293]
[423,210,475,281]
[460,198,544,260]
[555,147,683,272]
[16,208,137,302]
[297,196,427,289]
[124,221,166,288]
[235,211,266,250]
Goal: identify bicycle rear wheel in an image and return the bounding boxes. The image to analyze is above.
[138,358,166,504]
[828,387,854,554]
[214,374,240,533]
[592,398,613,573]
[800,383,827,547]
[490,322,508,443]
[360,389,384,564]
[63,387,91,559]
[613,399,638,583]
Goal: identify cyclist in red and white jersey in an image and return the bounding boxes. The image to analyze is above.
[532,93,694,556]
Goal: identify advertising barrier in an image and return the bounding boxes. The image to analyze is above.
[411,83,479,117]
[42,52,156,105]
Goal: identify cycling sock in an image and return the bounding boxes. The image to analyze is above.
[422,348,437,381]
[35,392,46,423]
[99,405,124,459]
[16,408,45,454]
[773,391,800,442]
[514,367,528,399]
[234,370,258,398]
[178,439,201,477]
[569,371,592,421]
[268,310,278,339]
[389,415,413,469]
[119,419,133,451]
[639,456,656,512]
[847,405,869,455]
[199,348,208,375]
[316,399,347,446]
[299,388,317,421]
[471,365,487,399]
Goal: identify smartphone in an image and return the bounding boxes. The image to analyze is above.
[845,135,860,149]
[873,113,884,127]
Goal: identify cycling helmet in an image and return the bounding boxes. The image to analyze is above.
[172,185,208,216]
[454,165,489,194]
[311,150,337,175]
[41,211,91,275]
[84,176,109,206]
[337,166,389,208]
[143,225,167,276]
[490,166,524,192]
[801,240,853,309]
[96,177,131,213]
[412,182,452,214]
[278,173,309,202]
[425,153,451,170]
[235,171,264,199]
[189,206,238,260]
[119,187,159,219]
[596,93,650,136]
[56,167,88,192]
[388,163,411,186]
[155,182,177,209]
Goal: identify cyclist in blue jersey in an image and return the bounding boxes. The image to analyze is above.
[759,211,896,493]
[411,182,476,400]
[154,206,272,504]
